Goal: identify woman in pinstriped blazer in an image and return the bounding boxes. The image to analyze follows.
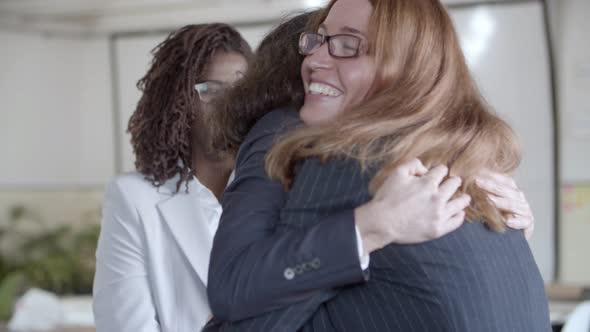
[206,1,547,330]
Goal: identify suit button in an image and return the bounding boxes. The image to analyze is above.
[311,258,321,269]
[301,262,312,272]
[284,268,295,280]
[295,265,304,275]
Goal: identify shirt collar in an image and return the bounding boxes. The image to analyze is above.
[156,173,222,227]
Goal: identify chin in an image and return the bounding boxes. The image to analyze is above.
[300,107,337,125]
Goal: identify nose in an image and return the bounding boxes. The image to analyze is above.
[307,41,333,70]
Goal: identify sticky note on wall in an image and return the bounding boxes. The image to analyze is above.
[561,183,590,284]
[563,184,590,217]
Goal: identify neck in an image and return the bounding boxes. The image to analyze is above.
[192,154,233,201]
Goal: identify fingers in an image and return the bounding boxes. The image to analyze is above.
[505,213,534,231]
[476,177,523,199]
[424,165,449,186]
[445,194,471,218]
[505,213,535,240]
[438,176,462,202]
[477,170,517,188]
[397,158,428,177]
[488,195,532,217]
[380,159,426,191]
[436,211,465,238]
[477,174,534,223]
[481,174,536,238]
[476,173,525,206]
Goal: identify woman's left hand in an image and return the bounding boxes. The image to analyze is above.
[475,171,535,240]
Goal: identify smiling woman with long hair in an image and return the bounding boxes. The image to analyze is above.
[206,0,547,331]
[266,0,519,232]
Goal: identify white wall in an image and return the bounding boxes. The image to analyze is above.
[556,0,590,285]
[558,0,590,184]
[0,32,114,187]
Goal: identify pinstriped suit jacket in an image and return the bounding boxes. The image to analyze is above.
[206,108,551,331]
[206,108,366,332]
[291,159,551,332]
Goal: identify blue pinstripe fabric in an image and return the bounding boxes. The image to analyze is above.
[288,158,551,332]
[205,109,550,331]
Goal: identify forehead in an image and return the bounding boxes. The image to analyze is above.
[322,0,373,35]
[203,51,247,82]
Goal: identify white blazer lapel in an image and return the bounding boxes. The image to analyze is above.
[156,178,214,286]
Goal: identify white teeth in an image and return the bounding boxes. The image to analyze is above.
[308,82,341,97]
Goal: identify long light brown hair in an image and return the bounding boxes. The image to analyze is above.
[266,0,520,231]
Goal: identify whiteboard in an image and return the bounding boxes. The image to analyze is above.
[114,1,556,281]
[449,2,556,281]
[559,0,590,183]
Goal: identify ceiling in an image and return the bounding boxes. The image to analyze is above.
[0,0,518,35]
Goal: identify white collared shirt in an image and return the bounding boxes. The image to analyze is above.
[191,175,223,235]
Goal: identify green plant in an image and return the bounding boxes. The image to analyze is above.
[0,204,100,321]
[0,272,27,321]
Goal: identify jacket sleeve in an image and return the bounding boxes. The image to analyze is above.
[207,109,366,322]
[93,179,161,332]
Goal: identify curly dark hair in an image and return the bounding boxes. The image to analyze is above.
[127,23,252,191]
[208,11,318,154]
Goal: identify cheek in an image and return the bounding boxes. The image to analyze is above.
[342,60,376,105]
[300,58,311,85]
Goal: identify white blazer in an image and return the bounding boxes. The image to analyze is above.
[93,172,220,332]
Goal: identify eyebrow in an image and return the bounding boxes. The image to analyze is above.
[319,23,367,38]
[342,26,367,38]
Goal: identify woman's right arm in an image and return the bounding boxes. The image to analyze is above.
[207,110,365,322]
[93,179,161,332]
[208,110,471,322]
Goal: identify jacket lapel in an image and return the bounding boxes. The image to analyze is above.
[156,178,215,286]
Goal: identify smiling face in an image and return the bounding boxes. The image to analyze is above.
[299,0,377,125]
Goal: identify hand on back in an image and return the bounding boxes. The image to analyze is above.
[475,170,535,239]
[355,159,470,255]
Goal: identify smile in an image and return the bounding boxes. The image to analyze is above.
[307,82,342,97]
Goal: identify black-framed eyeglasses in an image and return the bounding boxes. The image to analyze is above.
[194,80,228,103]
[298,32,365,58]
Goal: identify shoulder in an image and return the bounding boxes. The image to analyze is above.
[238,106,300,157]
[106,172,155,196]
[104,172,165,210]
[247,106,301,140]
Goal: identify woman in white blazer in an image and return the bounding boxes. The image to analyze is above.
[93,24,251,332]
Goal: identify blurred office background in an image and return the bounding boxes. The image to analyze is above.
[0,0,588,330]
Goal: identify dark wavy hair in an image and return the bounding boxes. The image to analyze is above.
[208,11,318,154]
[127,23,252,191]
